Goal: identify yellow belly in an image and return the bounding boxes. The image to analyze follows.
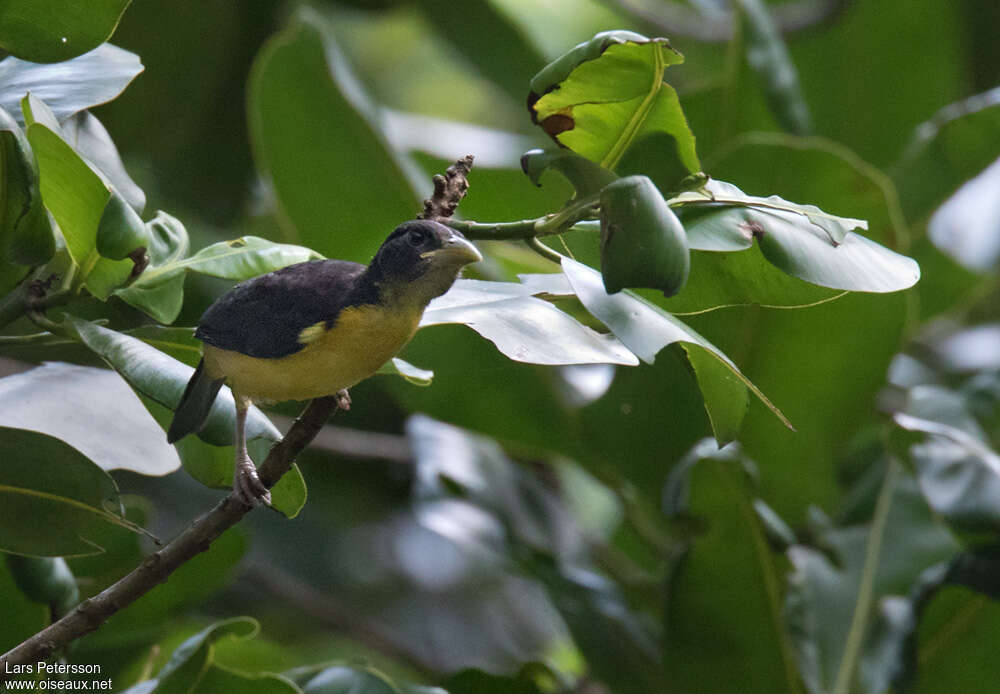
[202,304,420,404]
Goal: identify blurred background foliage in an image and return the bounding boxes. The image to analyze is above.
[2,0,1000,692]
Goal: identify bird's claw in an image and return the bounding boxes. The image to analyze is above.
[234,457,271,507]
[335,389,352,411]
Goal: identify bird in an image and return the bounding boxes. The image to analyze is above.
[166,219,482,505]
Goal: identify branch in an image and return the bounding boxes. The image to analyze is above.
[419,154,474,221]
[0,396,342,678]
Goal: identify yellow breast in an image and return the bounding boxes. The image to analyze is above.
[203,303,421,404]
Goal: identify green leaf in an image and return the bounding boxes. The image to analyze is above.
[421,278,639,366]
[142,236,322,283]
[377,357,434,386]
[892,85,1000,223]
[114,211,190,323]
[248,7,421,261]
[25,117,131,299]
[894,411,1000,545]
[63,110,145,213]
[680,345,749,446]
[120,617,262,694]
[599,175,690,295]
[927,155,1000,273]
[0,105,55,266]
[54,318,307,517]
[57,316,279,447]
[407,415,658,694]
[0,44,143,123]
[125,325,202,366]
[0,560,47,654]
[0,362,181,476]
[416,0,546,103]
[784,467,959,694]
[5,555,79,615]
[0,426,137,556]
[662,440,800,694]
[736,0,812,135]
[0,1,132,63]
[562,257,790,441]
[298,666,413,693]
[673,179,919,292]
[528,31,699,182]
[520,147,617,197]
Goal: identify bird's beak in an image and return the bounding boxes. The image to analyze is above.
[422,232,483,265]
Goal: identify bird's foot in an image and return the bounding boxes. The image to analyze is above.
[335,389,351,411]
[234,456,271,507]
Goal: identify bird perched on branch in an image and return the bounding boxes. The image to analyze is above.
[167,219,482,505]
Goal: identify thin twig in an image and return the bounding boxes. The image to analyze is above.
[0,396,342,678]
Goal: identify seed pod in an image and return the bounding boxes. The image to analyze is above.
[599,175,689,296]
[97,188,149,260]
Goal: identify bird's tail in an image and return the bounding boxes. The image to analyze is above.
[167,359,224,443]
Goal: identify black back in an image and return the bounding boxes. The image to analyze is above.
[195,259,376,359]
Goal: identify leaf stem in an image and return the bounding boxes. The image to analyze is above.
[830,456,900,694]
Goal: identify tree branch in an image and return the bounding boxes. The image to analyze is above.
[0,396,342,679]
[419,154,474,221]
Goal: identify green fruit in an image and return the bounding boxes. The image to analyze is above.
[599,175,690,296]
[97,188,149,260]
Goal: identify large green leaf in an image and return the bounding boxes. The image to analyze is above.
[891,86,1000,224]
[0,362,180,475]
[407,415,659,694]
[62,110,145,212]
[55,317,275,444]
[0,44,143,123]
[416,0,546,103]
[662,440,800,693]
[671,180,919,293]
[0,560,47,653]
[894,410,1000,544]
[24,111,132,299]
[294,665,442,694]
[562,257,789,443]
[55,318,309,517]
[926,156,1000,273]
[528,31,699,184]
[117,617,297,694]
[0,426,138,556]
[0,105,55,266]
[421,279,638,366]
[736,0,812,135]
[113,211,189,323]
[5,554,79,617]
[784,468,958,694]
[0,1,131,63]
[248,7,420,261]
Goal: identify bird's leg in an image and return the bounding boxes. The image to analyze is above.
[233,402,271,506]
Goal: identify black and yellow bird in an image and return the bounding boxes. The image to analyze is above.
[167,219,482,505]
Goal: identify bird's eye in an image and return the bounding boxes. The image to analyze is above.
[406,229,425,247]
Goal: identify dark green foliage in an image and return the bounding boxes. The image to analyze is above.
[1,3,998,694]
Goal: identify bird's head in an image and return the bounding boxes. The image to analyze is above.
[368,219,482,304]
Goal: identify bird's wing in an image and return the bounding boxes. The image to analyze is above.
[195,259,371,359]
